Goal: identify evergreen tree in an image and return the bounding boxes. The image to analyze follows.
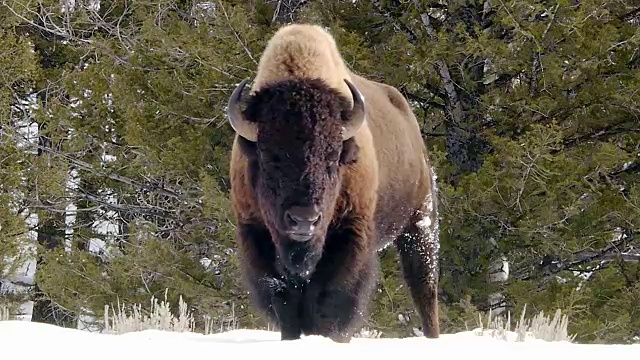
[0,0,638,343]
[1,0,276,330]
[0,20,42,314]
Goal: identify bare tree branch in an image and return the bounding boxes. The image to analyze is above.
[517,230,638,281]
[218,2,258,66]
[0,128,186,200]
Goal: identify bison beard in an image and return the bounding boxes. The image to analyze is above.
[238,221,378,342]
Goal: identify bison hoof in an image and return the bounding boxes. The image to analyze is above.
[329,334,352,343]
[280,330,302,341]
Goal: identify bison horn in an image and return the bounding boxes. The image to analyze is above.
[227,78,258,142]
[342,79,366,140]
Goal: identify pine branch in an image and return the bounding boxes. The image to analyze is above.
[517,230,637,281]
[402,90,446,110]
[370,0,419,44]
[559,126,640,151]
[0,129,186,201]
[620,7,640,22]
[530,4,560,97]
[412,5,464,128]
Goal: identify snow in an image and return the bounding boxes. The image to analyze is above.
[0,321,638,359]
[416,215,431,228]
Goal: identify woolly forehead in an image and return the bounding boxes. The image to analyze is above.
[242,78,353,148]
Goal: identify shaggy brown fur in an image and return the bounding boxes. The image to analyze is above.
[227,24,440,342]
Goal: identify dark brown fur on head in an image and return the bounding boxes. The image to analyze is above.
[236,77,360,277]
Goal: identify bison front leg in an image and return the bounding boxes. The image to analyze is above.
[236,223,303,340]
[306,270,376,343]
[395,195,441,338]
[303,226,379,342]
[256,276,304,340]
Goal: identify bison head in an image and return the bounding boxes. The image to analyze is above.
[227,77,365,278]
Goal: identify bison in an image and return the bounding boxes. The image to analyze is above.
[226,24,440,342]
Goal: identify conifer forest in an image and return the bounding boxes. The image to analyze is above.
[0,0,638,344]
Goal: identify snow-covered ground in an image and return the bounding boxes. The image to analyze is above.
[1,321,638,359]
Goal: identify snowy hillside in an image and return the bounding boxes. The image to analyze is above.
[1,321,638,359]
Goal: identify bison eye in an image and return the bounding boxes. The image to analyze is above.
[326,149,340,163]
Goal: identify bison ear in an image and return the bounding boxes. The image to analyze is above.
[236,92,259,161]
[340,137,359,165]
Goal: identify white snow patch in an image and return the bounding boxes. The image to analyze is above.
[488,256,509,283]
[87,238,107,255]
[416,215,431,229]
[0,321,637,359]
[200,257,212,268]
[376,240,394,253]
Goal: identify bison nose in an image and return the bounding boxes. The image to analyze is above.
[284,205,322,241]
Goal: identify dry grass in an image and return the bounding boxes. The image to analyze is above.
[103,290,196,335]
[100,292,574,343]
[475,304,576,342]
[101,293,384,339]
[102,289,239,335]
[0,304,9,321]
